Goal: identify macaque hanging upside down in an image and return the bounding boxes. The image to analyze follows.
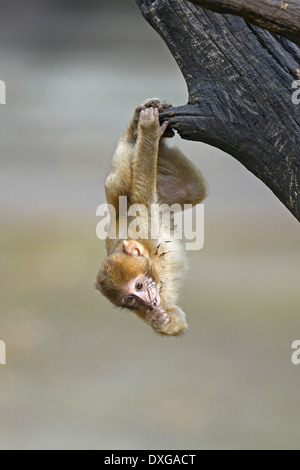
[95,99,208,336]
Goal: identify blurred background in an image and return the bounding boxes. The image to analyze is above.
[0,0,299,450]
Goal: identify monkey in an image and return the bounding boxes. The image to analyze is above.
[95,99,208,336]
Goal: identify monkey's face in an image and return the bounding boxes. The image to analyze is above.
[119,274,161,310]
[96,251,161,312]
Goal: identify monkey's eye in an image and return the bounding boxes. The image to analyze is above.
[135,282,143,290]
[126,296,135,306]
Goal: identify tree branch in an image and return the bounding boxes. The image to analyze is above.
[187,0,300,44]
[135,0,300,221]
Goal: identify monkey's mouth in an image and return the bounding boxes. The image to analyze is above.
[147,282,160,309]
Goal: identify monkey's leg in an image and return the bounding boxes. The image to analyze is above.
[157,142,208,208]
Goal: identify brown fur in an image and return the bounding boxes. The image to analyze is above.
[96,99,208,336]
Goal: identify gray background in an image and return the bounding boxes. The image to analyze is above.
[0,0,299,450]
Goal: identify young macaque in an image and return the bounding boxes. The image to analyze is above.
[95,99,208,336]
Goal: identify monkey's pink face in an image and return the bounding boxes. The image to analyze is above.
[121,275,161,311]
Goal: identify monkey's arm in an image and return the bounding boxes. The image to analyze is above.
[131,108,168,209]
[105,105,163,253]
[105,138,133,209]
[104,135,136,253]
[104,102,148,215]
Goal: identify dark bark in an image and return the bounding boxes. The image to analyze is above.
[135,0,300,221]
[188,0,300,44]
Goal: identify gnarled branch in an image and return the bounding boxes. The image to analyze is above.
[188,0,300,44]
[135,0,300,221]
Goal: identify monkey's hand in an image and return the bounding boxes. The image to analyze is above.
[141,99,175,138]
[146,307,171,331]
[130,99,174,140]
[146,306,188,336]
[138,107,169,141]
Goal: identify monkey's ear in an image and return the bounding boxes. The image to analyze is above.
[123,240,147,257]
